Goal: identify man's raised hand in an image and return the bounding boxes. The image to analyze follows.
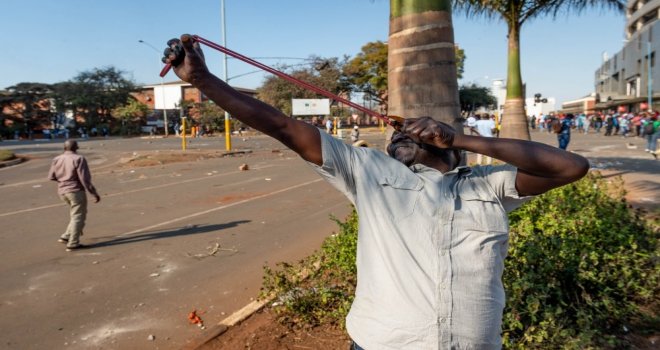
[162,34,209,84]
[400,117,456,149]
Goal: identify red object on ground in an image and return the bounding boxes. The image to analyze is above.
[188,309,203,325]
[159,35,403,130]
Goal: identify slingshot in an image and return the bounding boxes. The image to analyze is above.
[160,35,404,130]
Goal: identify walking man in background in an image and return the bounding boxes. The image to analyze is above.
[48,140,101,251]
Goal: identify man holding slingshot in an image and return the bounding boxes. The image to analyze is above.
[162,34,588,349]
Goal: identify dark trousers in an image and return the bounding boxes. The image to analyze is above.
[558,133,570,150]
[351,341,365,350]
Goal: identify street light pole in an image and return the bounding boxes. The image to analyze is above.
[221,0,232,151]
[139,39,169,136]
[648,42,653,112]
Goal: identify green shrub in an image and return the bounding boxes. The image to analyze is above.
[503,172,659,348]
[0,149,16,161]
[260,173,659,347]
[260,208,358,328]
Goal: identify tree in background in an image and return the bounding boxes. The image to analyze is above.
[342,41,389,112]
[388,0,462,130]
[459,83,497,113]
[112,99,149,135]
[343,40,466,116]
[1,83,54,135]
[191,101,225,133]
[257,57,346,117]
[51,66,136,129]
[452,0,625,140]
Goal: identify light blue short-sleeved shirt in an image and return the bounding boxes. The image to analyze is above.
[308,132,532,350]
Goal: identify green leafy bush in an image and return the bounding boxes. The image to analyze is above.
[260,208,358,328]
[260,173,658,348]
[503,172,659,348]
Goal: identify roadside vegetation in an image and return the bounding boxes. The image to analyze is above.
[0,149,16,161]
[260,172,659,348]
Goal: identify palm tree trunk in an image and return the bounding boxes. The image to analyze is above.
[388,0,462,131]
[501,22,531,140]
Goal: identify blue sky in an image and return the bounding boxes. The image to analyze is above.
[1,0,626,106]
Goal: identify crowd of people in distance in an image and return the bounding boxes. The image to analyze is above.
[462,110,660,159]
[528,111,660,158]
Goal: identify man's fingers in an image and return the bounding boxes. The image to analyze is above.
[163,38,185,66]
[180,34,194,52]
[192,41,205,60]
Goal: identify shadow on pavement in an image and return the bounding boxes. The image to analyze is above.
[88,220,251,248]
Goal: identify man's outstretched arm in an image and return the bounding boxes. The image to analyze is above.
[163,35,322,166]
[401,117,590,196]
[452,134,589,196]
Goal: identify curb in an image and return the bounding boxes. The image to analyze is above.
[184,297,274,350]
[0,157,23,168]
[186,262,320,349]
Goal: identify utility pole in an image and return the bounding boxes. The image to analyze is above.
[648,42,653,112]
[222,0,232,150]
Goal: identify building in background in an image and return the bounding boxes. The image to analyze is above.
[490,79,507,116]
[134,81,256,128]
[561,95,597,115]
[595,0,659,112]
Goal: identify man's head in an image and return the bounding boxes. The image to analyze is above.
[64,140,79,152]
[386,130,461,171]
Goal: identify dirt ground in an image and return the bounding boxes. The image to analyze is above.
[200,308,351,350]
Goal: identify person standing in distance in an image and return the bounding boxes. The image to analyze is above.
[557,114,574,150]
[474,113,496,164]
[48,140,101,251]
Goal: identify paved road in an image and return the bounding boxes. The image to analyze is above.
[1,128,657,350]
[0,133,361,349]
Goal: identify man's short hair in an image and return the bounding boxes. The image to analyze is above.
[64,140,78,151]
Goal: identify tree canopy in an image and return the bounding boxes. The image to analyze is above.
[257,57,346,116]
[459,83,497,112]
[51,66,137,126]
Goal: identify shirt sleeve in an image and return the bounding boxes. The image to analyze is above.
[306,132,357,204]
[477,164,534,212]
[76,157,98,196]
[47,159,57,181]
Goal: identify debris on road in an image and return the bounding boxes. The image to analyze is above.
[186,243,238,260]
[148,334,155,341]
[149,273,160,278]
[188,309,204,327]
[239,163,249,171]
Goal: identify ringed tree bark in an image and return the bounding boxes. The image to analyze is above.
[388,0,463,133]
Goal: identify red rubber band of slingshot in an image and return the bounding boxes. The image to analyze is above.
[160,35,401,129]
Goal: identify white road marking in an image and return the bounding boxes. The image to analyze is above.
[0,165,275,217]
[116,178,323,237]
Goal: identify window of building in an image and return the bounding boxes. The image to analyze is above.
[650,27,653,42]
[652,52,656,68]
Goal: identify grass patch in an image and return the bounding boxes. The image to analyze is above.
[0,149,16,161]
